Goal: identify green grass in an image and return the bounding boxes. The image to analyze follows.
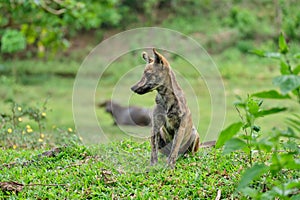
[0,140,246,199]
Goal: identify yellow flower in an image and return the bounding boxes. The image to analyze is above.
[79,136,83,141]
[22,131,26,134]
[27,128,33,133]
[13,145,17,149]
[17,107,22,111]
[38,138,43,142]
[68,128,73,132]
[7,128,12,133]
[41,112,46,117]
[26,125,33,133]
[40,133,45,138]
[18,117,22,122]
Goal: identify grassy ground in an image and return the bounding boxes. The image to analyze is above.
[0,140,246,199]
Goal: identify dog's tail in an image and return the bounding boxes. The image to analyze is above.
[199,140,216,148]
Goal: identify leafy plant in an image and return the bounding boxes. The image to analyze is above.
[250,33,300,103]
[1,29,26,53]
[224,6,258,38]
[0,100,81,149]
[217,33,300,199]
[216,96,287,165]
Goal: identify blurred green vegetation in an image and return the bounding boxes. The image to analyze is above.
[0,0,300,141]
[0,0,300,57]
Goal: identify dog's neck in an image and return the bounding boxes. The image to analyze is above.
[157,72,173,95]
[156,70,184,111]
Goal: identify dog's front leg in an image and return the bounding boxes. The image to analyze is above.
[151,105,165,165]
[150,130,159,165]
[168,119,187,168]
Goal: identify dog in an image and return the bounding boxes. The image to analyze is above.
[99,100,152,126]
[131,49,200,168]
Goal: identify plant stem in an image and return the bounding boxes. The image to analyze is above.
[11,103,16,129]
[249,147,252,166]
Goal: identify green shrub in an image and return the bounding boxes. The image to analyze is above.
[0,99,81,149]
[1,29,26,53]
[223,6,258,38]
[280,1,300,40]
[0,0,122,56]
[236,40,254,53]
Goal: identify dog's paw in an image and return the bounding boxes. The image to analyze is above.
[150,158,158,166]
[167,156,176,169]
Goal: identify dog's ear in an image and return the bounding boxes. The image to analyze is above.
[142,52,153,63]
[153,48,169,66]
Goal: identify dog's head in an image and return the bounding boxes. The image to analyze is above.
[131,48,170,95]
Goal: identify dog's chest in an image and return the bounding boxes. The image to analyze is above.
[156,94,182,131]
[165,105,181,132]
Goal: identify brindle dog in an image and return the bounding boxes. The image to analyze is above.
[131,49,200,168]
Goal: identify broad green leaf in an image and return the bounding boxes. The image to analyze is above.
[239,187,259,198]
[271,153,300,173]
[264,52,281,59]
[254,107,287,118]
[286,114,300,133]
[216,122,243,148]
[252,90,291,99]
[279,127,300,139]
[238,163,268,190]
[270,154,281,174]
[280,61,290,75]
[286,180,300,190]
[283,140,299,152]
[273,75,300,94]
[257,137,273,152]
[249,49,265,57]
[293,64,300,75]
[272,185,296,197]
[246,98,259,115]
[294,52,300,59]
[281,154,300,170]
[223,138,247,154]
[291,194,300,200]
[233,101,245,107]
[279,32,288,54]
[286,119,300,133]
[249,49,281,59]
[261,191,276,200]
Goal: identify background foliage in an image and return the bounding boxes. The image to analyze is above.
[1,0,300,57]
[0,0,122,56]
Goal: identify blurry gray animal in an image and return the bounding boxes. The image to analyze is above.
[99,100,152,126]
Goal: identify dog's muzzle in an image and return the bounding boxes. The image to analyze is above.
[131,84,151,94]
